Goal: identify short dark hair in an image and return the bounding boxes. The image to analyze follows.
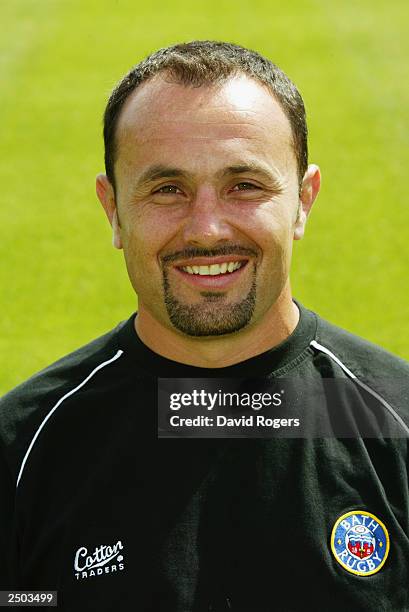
[103,40,308,191]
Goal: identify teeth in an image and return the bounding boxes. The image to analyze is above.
[181,261,244,275]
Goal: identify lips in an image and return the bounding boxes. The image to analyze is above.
[181,261,244,275]
[173,258,249,289]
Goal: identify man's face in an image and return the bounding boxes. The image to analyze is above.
[99,74,316,337]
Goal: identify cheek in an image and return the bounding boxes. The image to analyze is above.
[249,205,295,253]
[122,203,182,251]
[120,214,179,298]
[122,212,163,260]
[254,218,294,303]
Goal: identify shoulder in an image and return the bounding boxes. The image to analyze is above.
[0,321,127,478]
[313,314,409,380]
[0,322,125,412]
[310,313,409,432]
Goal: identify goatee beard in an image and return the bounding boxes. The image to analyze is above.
[162,265,257,337]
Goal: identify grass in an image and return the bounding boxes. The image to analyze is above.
[1,0,408,394]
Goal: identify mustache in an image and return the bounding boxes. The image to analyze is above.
[161,245,258,264]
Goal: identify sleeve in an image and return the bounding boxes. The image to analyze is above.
[0,440,16,589]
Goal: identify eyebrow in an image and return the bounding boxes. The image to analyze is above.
[136,165,188,186]
[220,164,280,183]
[134,162,282,188]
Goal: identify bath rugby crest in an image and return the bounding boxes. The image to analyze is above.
[331,510,389,576]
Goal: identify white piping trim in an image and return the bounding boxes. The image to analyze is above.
[310,340,409,437]
[16,349,124,488]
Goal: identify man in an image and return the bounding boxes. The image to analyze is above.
[0,41,408,611]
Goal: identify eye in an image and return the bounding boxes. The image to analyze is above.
[153,184,183,194]
[231,182,260,191]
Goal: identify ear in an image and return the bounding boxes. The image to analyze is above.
[293,164,321,241]
[96,174,123,250]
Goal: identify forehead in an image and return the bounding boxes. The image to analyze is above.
[115,73,295,179]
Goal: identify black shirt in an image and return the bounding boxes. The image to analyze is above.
[0,302,408,611]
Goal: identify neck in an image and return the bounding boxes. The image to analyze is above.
[134,283,299,368]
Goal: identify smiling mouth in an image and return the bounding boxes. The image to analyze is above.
[179,260,247,276]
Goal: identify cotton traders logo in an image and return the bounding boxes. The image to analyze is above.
[331,511,389,576]
[74,540,125,580]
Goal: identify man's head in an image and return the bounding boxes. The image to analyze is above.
[96,41,320,338]
[103,41,309,193]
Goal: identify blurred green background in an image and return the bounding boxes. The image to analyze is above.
[1,0,408,394]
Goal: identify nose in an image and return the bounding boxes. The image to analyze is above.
[182,185,234,247]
